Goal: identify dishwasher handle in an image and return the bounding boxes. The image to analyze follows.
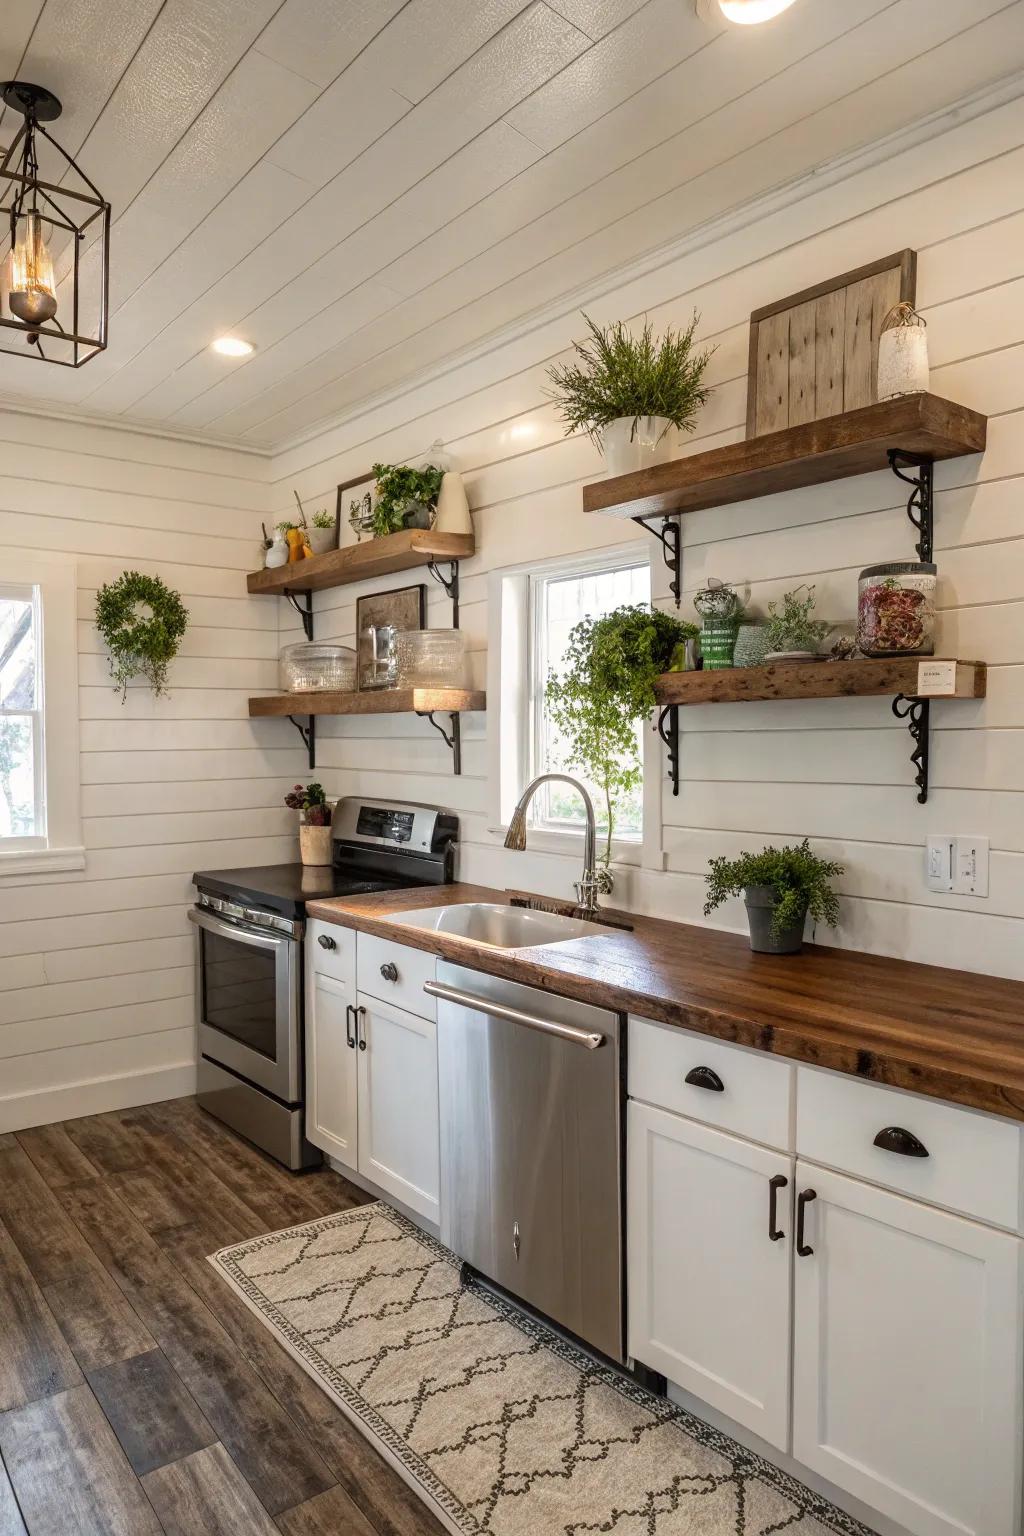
[423,980,605,1050]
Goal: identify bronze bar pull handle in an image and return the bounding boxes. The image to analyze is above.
[796,1188,817,1257]
[768,1174,788,1242]
[357,1006,367,1051]
[344,1004,356,1050]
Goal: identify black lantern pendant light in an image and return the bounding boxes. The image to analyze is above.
[0,80,110,366]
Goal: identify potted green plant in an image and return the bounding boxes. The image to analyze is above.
[284,782,333,865]
[372,462,445,536]
[764,584,832,660]
[546,605,697,883]
[703,838,843,954]
[308,509,337,555]
[546,311,714,476]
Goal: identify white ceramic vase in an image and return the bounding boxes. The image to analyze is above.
[877,324,929,400]
[434,471,473,536]
[265,534,288,568]
[600,415,674,477]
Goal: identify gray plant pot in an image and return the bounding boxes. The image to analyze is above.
[743,885,807,954]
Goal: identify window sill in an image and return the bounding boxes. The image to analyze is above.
[0,845,86,877]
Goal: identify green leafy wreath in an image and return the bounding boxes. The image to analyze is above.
[95,571,189,701]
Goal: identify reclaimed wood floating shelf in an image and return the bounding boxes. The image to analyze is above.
[583,394,987,521]
[248,687,486,719]
[653,658,987,708]
[246,530,476,596]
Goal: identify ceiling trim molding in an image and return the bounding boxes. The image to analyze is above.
[0,394,273,457]
[270,64,1024,463]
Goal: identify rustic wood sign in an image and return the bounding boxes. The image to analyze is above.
[746,250,917,438]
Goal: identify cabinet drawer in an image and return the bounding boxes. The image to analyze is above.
[357,932,436,1018]
[796,1066,1023,1230]
[306,919,354,985]
[629,1017,793,1151]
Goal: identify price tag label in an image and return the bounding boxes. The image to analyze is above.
[917,660,957,696]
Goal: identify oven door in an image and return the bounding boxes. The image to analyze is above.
[189,905,300,1102]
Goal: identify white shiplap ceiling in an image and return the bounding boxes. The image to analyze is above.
[1,0,1023,448]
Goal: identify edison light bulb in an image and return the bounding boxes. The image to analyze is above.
[8,212,57,333]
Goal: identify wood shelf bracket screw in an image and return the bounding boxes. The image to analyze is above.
[632,515,682,606]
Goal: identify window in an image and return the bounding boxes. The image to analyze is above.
[529,554,651,842]
[0,557,82,875]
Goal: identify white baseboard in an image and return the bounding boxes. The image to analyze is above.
[0,1062,198,1134]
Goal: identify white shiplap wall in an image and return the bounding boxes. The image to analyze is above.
[271,88,1024,983]
[0,412,305,1131]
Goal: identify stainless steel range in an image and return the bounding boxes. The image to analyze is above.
[190,797,457,1169]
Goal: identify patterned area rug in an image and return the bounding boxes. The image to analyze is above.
[209,1203,873,1536]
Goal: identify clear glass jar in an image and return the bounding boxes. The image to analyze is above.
[279,642,356,692]
[396,629,467,687]
[857,562,936,656]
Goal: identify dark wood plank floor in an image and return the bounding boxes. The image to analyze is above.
[0,1097,446,1536]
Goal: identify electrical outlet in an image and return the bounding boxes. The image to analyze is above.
[925,836,989,896]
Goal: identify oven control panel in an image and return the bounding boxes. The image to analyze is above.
[333,797,457,856]
[356,805,415,843]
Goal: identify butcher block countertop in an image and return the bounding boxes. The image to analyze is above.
[307,883,1024,1123]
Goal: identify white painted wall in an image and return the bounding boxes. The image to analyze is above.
[0,411,304,1131]
[271,87,1024,983]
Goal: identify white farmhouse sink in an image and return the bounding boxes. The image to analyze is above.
[385,901,606,950]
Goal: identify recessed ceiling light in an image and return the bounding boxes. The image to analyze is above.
[697,0,798,22]
[211,336,254,358]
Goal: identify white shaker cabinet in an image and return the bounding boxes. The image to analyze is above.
[357,994,440,1223]
[792,1164,1024,1536]
[306,968,359,1171]
[627,1100,794,1450]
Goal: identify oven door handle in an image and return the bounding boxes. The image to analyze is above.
[423,980,605,1050]
[188,905,287,952]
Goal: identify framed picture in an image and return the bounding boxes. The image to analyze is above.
[356,583,426,690]
[335,470,376,544]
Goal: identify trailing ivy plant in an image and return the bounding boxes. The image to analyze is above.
[94,571,189,702]
[545,605,697,872]
[703,838,843,939]
[546,311,715,447]
[371,462,445,537]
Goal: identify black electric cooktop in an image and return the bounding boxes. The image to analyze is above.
[191,863,410,920]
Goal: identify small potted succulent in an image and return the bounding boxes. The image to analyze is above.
[703,838,843,954]
[308,509,337,555]
[546,311,714,477]
[285,782,333,866]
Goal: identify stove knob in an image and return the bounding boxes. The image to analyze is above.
[317,934,337,951]
[380,962,399,983]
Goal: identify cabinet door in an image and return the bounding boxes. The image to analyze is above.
[793,1164,1023,1536]
[305,969,358,1170]
[357,994,440,1224]
[627,1101,793,1449]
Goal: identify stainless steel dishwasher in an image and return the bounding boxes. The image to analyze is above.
[427,960,624,1363]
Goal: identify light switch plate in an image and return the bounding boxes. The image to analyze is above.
[926,836,954,892]
[925,835,989,896]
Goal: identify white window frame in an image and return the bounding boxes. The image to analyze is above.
[487,541,665,873]
[0,554,83,877]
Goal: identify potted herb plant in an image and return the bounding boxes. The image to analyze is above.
[764,584,832,661]
[372,462,445,536]
[546,605,697,884]
[704,838,843,954]
[547,311,714,477]
[285,782,333,866]
[308,509,337,555]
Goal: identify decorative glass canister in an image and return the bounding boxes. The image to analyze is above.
[877,303,929,400]
[694,580,739,670]
[857,562,937,656]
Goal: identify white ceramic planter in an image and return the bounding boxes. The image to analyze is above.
[601,416,674,477]
[434,471,473,536]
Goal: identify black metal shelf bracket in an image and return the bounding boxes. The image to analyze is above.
[285,589,314,641]
[418,710,462,774]
[656,705,680,797]
[887,450,934,562]
[288,714,315,771]
[632,514,681,606]
[427,559,461,628]
[891,694,930,803]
